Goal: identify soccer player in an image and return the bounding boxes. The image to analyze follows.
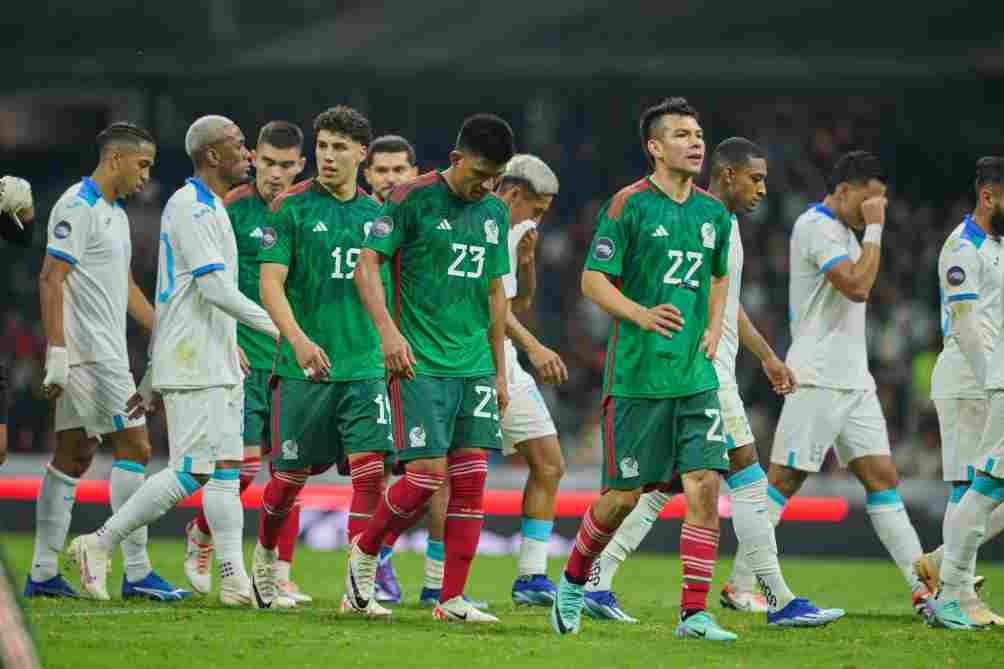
[927,156,1004,630]
[579,138,844,628]
[364,135,418,204]
[768,150,930,613]
[550,97,736,641]
[182,121,310,603]
[68,115,280,607]
[28,124,188,601]
[254,105,394,613]
[346,113,515,623]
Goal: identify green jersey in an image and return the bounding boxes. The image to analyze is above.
[363,171,510,377]
[224,183,275,371]
[585,177,731,399]
[259,179,384,382]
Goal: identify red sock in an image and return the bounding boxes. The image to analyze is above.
[440,452,488,602]
[277,502,300,562]
[680,523,719,613]
[348,454,385,541]
[258,470,308,550]
[565,506,616,584]
[358,468,445,556]
[194,455,261,535]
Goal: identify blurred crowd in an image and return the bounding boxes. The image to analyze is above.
[0,93,979,480]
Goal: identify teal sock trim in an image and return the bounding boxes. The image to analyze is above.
[727,463,766,490]
[426,539,445,562]
[112,460,145,474]
[767,485,788,507]
[521,517,554,542]
[175,472,200,496]
[211,468,240,481]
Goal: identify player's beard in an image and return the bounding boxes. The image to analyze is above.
[991,209,1004,237]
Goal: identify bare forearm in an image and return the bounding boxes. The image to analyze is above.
[127,278,155,333]
[260,278,307,345]
[506,309,541,353]
[489,281,508,377]
[354,254,397,338]
[512,261,536,313]
[850,244,881,296]
[737,304,777,362]
[708,276,728,332]
[581,270,644,323]
[39,280,65,347]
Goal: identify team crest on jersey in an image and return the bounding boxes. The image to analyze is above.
[281,440,299,460]
[363,220,374,239]
[619,457,639,479]
[260,226,277,249]
[53,220,72,239]
[594,237,616,261]
[484,219,499,245]
[409,426,427,448]
[701,221,716,248]
[947,265,966,286]
[372,216,394,238]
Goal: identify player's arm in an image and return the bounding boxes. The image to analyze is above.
[738,304,796,394]
[259,262,330,379]
[701,274,728,359]
[38,254,72,399]
[506,311,568,385]
[510,228,538,313]
[127,271,155,333]
[942,245,986,385]
[821,196,887,303]
[489,276,510,417]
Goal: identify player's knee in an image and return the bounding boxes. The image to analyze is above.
[727,444,757,473]
[533,456,565,487]
[606,489,642,520]
[53,441,98,478]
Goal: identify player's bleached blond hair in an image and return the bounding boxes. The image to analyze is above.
[184,115,236,163]
[500,154,559,196]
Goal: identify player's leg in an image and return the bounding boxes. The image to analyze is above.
[374,453,404,604]
[417,485,448,605]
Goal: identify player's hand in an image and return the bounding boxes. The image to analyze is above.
[125,366,159,419]
[237,346,250,376]
[41,346,69,400]
[528,343,568,385]
[292,335,331,382]
[700,325,722,360]
[762,355,798,395]
[380,326,416,380]
[516,228,538,266]
[633,304,684,338]
[860,195,888,227]
[495,375,509,419]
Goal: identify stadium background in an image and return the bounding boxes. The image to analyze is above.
[2,0,1004,557]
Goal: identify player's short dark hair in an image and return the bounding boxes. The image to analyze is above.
[257,121,304,153]
[975,157,1004,192]
[826,150,885,193]
[455,114,515,166]
[96,122,155,155]
[639,97,700,166]
[312,106,372,147]
[710,137,765,177]
[366,135,416,168]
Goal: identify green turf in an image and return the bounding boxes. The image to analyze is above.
[5,533,1001,668]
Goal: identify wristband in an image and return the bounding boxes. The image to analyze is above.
[863,224,883,246]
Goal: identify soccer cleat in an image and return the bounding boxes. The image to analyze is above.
[582,590,639,623]
[251,543,296,609]
[926,599,988,630]
[512,574,557,606]
[340,593,392,617]
[962,598,1004,626]
[277,578,313,604]
[550,573,585,635]
[434,595,499,623]
[219,576,254,607]
[720,583,769,613]
[183,519,214,595]
[122,572,192,602]
[23,574,79,599]
[676,611,738,641]
[912,588,933,616]
[344,537,379,614]
[767,598,846,627]
[418,588,489,610]
[374,558,402,604]
[67,534,110,601]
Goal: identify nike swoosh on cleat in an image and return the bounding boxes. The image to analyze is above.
[448,610,468,621]
[554,608,570,634]
[252,580,271,609]
[348,570,369,610]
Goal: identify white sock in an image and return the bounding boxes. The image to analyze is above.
[865,488,925,592]
[203,472,248,583]
[97,469,198,553]
[940,481,1002,601]
[585,489,669,592]
[110,460,152,582]
[766,485,787,526]
[518,518,553,577]
[942,483,967,544]
[424,539,444,590]
[275,560,291,583]
[983,500,1004,542]
[31,465,79,582]
[728,465,794,610]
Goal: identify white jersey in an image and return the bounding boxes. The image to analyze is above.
[45,178,132,366]
[713,213,742,385]
[502,220,538,391]
[151,178,241,391]
[786,204,874,390]
[932,216,1003,398]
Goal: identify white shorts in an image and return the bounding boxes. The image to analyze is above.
[53,360,145,439]
[771,386,890,472]
[977,391,1004,479]
[934,398,988,482]
[717,384,754,450]
[501,382,557,456]
[163,385,243,475]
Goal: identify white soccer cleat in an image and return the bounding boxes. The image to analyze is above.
[251,543,296,609]
[277,578,313,603]
[344,537,379,614]
[183,520,214,595]
[433,596,500,623]
[719,583,769,613]
[219,576,254,607]
[340,593,392,618]
[67,534,110,601]
[962,598,1004,626]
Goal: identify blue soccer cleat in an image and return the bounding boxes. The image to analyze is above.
[582,590,639,623]
[374,558,402,604]
[767,598,846,627]
[24,574,79,599]
[122,572,192,602]
[926,598,989,631]
[550,573,585,635]
[418,588,489,610]
[512,574,557,606]
[676,611,738,641]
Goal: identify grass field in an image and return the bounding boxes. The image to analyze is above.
[4,533,1001,668]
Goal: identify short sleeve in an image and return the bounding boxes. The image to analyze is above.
[46,197,95,266]
[489,205,510,279]
[711,211,731,278]
[174,203,226,277]
[807,218,851,273]
[941,241,982,304]
[364,198,406,257]
[258,200,295,266]
[584,198,632,276]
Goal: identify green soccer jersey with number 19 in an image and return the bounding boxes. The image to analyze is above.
[258,179,384,382]
[363,171,510,377]
[585,177,732,399]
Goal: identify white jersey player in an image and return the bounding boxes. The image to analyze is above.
[29,123,189,601]
[581,138,843,628]
[67,116,286,608]
[769,150,929,613]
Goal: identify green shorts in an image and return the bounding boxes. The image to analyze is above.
[270,376,394,472]
[391,374,502,463]
[243,369,271,448]
[601,389,729,490]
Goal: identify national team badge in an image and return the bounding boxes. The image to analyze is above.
[409,426,427,448]
[260,226,277,249]
[53,220,72,239]
[619,457,639,478]
[701,221,716,248]
[947,265,966,286]
[594,237,616,261]
[281,440,299,460]
[484,219,499,245]
[373,216,394,238]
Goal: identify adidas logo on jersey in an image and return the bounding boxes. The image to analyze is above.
[437,220,452,231]
[250,227,264,238]
[653,225,669,237]
[313,221,329,232]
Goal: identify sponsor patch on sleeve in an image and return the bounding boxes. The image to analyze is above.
[946,265,966,287]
